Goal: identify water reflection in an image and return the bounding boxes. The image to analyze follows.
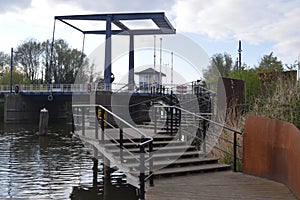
[0,124,137,200]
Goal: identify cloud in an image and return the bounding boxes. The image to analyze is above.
[172,0,300,63]
[0,0,32,13]
[51,0,175,13]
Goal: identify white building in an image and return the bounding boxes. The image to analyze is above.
[135,68,166,90]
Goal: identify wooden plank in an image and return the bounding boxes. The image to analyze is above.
[146,171,297,200]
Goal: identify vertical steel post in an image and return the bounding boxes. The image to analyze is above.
[10,48,13,94]
[178,109,181,140]
[95,106,99,139]
[233,131,237,172]
[101,108,105,144]
[58,62,61,86]
[128,34,134,90]
[139,138,145,200]
[49,19,56,88]
[104,14,112,91]
[120,128,124,163]
[82,107,85,136]
[202,120,207,155]
[92,157,98,187]
[149,140,154,187]
[171,107,173,135]
[154,106,157,135]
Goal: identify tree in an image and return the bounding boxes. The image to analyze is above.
[14,39,43,82]
[257,52,283,73]
[255,52,285,91]
[0,69,30,84]
[41,39,52,84]
[0,51,10,73]
[49,39,89,84]
[203,53,234,87]
[229,64,260,106]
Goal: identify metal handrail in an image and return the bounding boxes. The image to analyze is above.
[154,105,243,171]
[72,104,154,198]
[172,106,242,135]
[74,104,153,144]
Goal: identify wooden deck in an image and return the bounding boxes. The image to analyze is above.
[146,171,296,200]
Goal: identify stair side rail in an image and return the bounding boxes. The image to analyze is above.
[72,104,154,200]
[154,105,243,172]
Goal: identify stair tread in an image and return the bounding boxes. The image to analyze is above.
[122,150,201,160]
[124,157,218,168]
[154,163,230,176]
[105,140,185,148]
[107,145,196,153]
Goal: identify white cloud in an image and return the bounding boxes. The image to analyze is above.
[172,0,300,63]
[0,0,31,14]
[51,0,175,13]
[0,0,175,53]
[1,0,299,65]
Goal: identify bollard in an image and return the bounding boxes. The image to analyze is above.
[39,108,49,135]
[92,157,98,187]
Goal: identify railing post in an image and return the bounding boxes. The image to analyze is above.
[139,138,145,200]
[120,128,124,163]
[170,107,174,136]
[202,119,206,156]
[233,131,237,172]
[170,91,174,135]
[178,109,182,141]
[154,106,157,135]
[82,107,85,136]
[101,108,105,144]
[149,139,154,187]
[95,106,99,139]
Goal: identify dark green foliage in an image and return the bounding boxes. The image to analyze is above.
[0,51,10,72]
[0,69,30,84]
[256,52,283,73]
[229,65,261,107]
[6,38,94,84]
[203,53,234,86]
[14,38,43,82]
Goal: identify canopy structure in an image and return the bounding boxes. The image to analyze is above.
[52,12,176,91]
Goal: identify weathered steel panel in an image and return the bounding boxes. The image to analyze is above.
[243,115,300,199]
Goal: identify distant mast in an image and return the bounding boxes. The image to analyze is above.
[153,35,156,84]
[238,40,242,71]
[159,38,162,85]
[297,54,300,81]
[171,52,174,89]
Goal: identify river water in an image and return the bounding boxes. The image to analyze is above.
[0,123,138,200]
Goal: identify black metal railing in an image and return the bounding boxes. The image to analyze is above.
[72,104,154,200]
[153,105,243,172]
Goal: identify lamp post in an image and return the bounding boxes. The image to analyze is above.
[159,38,162,85]
[10,48,15,94]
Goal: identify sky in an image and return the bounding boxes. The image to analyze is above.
[0,0,299,70]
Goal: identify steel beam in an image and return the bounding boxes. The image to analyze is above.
[128,34,134,90]
[104,15,112,91]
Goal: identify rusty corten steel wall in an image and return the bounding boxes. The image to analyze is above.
[243,115,300,199]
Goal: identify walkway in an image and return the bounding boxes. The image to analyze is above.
[146,171,296,200]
